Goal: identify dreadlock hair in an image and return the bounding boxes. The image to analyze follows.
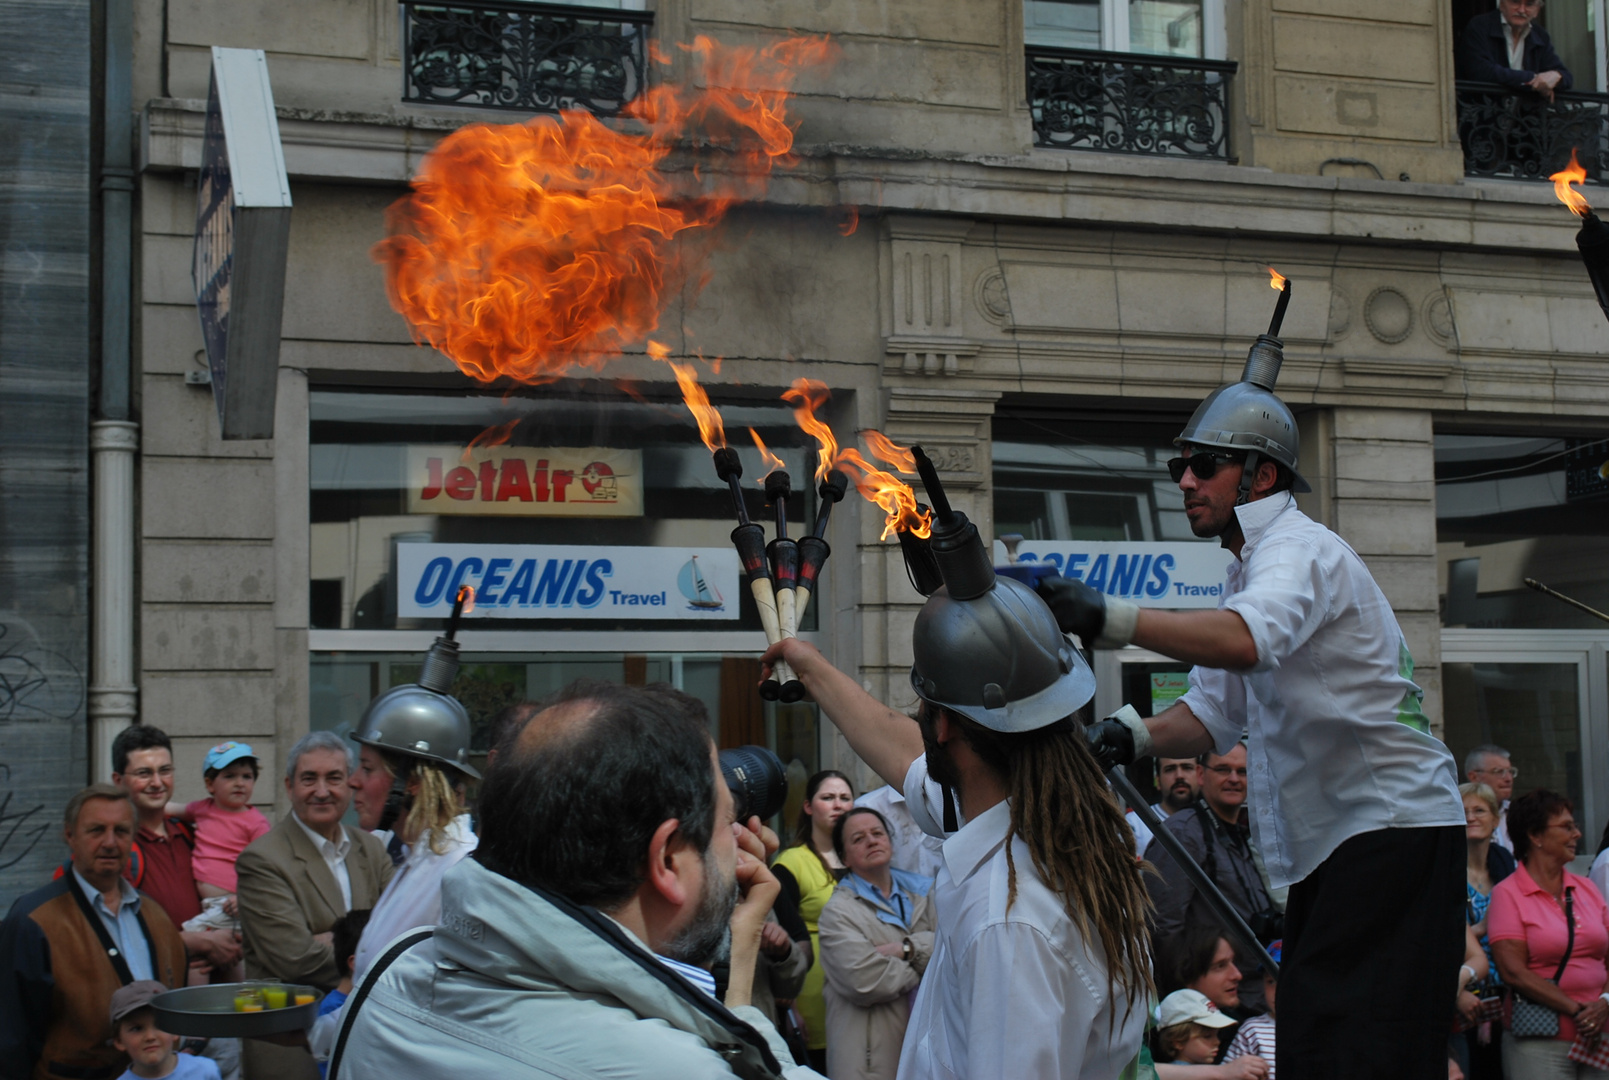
[380,751,465,855]
[918,700,1153,1012]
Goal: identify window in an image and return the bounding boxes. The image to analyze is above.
[1025,0,1226,59]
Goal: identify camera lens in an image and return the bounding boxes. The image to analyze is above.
[719,745,788,822]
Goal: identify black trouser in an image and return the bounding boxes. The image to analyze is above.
[1278,824,1465,1080]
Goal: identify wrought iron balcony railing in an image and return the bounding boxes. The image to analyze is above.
[1028,46,1237,161]
[401,0,653,117]
[1457,80,1609,183]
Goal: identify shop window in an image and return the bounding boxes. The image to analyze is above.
[1437,432,1609,629]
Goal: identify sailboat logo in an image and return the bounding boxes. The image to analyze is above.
[677,556,725,611]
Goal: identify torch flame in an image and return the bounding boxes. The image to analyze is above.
[749,427,785,480]
[782,378,838,481]
[1268,267,1287,290]
[457,585,476,614]
[665,354,726,451]
[1552,149,1592,218]
[863,430,917,473]
[835,445,933,541]
[372,35,835,383]
[462,418,520,464]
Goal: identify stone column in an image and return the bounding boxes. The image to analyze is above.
[89,419,140,780]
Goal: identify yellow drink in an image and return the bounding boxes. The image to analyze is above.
[262,988,288,1009]
[240,1004,263,1012]
[232,990,260,1013]
[293,993,316,1006]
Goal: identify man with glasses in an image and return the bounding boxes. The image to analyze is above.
[1038,356,1466,1079]
[1459,0,1572,103]
[1466,744,1518,852]
[1144,741,1276,1014]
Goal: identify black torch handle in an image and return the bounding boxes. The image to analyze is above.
[911,446,954,521]
[1267,279,1292,338]
[713,448,750,527]
[811,469,849,539]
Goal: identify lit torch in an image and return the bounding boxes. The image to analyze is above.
[781,379,847,630]
[1551,149,1609,323]
[1266,267,1291,336]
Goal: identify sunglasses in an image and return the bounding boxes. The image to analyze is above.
[1167,453,1245,484]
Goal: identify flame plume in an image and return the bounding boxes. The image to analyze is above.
[373,35,835,383]
[864,430,917,473]
[1553,149,1592,218]
[1268,266,1287,290]
[782,378,838,481]
[779,380,930,538]
[457,585,476,614]
[749,427,785,480]
[835,447,933,541]
[661,349,727,451]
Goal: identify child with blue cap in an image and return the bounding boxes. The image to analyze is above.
[170,742,270,932]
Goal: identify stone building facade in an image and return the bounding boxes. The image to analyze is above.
[106,0,1609,827]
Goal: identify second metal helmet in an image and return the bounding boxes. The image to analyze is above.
[909,575,1096,733]
[352,684,482,780]
[1175,336,1311,493]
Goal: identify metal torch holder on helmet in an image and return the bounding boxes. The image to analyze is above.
[352,592,482,832]
[1175,332,1311,504]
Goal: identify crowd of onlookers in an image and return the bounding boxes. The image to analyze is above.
[8,707,1609,1080]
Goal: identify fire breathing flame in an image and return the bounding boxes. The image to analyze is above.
[663,352,726,451]
[1268,267,1287,291]
[782,378,838,481]
[457,585,476,614]
[372,35,835,383]
[749,427,785,480]
[1552,149,1592,218]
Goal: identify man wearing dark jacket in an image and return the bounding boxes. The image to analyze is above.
[1459,0,1572,100]
[0,785,186,1080]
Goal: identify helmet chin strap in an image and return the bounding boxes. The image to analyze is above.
[1235,449,1262,508]
[376,769,413,833]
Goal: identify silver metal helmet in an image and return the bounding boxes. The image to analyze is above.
[909,564,1096,734]
[1176,335,1311,495]
[352,683,481,780]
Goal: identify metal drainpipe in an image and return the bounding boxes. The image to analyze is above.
[90,0,138,781]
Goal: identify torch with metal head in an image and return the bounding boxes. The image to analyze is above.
[793,469,847,628]
[714,447,795,700]
[765,470,805,704]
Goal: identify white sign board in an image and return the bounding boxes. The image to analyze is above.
[397,543,741,620]
[992,540,1234,609]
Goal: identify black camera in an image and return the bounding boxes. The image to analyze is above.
[1247,909,1285,945]
[719,745,788,822]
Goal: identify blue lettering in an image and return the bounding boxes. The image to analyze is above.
[1085,554,1109,592]
[560,560,587,606]
[1131,555,1152,598]
[503,559,536,605]
[1146,554,1174,598]
[1064,553,1088,580]
[447,558,485,602]
[533,559,573,606]
[1110,555,1139,597]
[414,557,452,606]
[577,560,611,607]
[479,558,513,604]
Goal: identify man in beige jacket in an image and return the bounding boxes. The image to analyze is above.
[237,732,393,1080]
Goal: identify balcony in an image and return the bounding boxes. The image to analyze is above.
[1027,46,1237,162]
[1457,81,1609,183]
[401,0,653,117]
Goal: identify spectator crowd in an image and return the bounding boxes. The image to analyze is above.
[5,696,1609,1080]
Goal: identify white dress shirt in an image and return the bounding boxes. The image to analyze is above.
[292,811,354,910]
[1178,492,1464,890]
[1495,801,1513,854]
[897,757,1147,1080]
[352,813,476,981]
[857,785,945,880]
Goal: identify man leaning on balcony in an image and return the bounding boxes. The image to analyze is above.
[1459,0,1573,102]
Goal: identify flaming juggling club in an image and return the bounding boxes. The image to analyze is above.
[713,448,795,701]
[1550,151,1609,325]
[794,469,847,628]
[765,471,805,704]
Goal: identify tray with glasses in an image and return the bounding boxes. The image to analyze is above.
[151,983,322,1038]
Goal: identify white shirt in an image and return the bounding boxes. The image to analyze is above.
[1127,809,1154,861]
[1503,20,1531,69]
[1591,848,1609,902]
[857,785,945,880]
[897,757,1146,1080]
[1178,493,1465,890]
[1495,801,1513,854]
[292,811,354,911]
[352,813,477,982]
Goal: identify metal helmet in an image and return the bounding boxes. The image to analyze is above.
[1176,335,1311,496]
[903,447,1096,733]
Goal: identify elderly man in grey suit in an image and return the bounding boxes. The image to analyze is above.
[237,732,393,1080]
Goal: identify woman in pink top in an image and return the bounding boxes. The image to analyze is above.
[1488,789,1609,1079]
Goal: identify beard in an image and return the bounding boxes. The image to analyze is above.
[918,704,963,790]
[1163,782,1197,813]
[661,850,739,969]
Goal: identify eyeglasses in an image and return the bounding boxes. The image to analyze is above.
[1167,453,1245,484]
[1205,765,1249,777]
[1475,766,1519,780]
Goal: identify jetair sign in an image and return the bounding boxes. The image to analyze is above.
[406,446,643,517]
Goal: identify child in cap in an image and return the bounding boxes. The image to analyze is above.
[1224,940,1279,1079]
[109,981,221,1080]
[1154,989,1247,1068]
[171,742,271,908]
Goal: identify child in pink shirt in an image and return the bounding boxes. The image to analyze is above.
[175,742,271,906]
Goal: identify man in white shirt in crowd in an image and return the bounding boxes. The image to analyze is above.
[766,497,1152,1079]
[1465,744,1516,853]
[854,785,943,880]
[1039,352,1466,1079]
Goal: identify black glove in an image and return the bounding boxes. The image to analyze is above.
[1085,718,1137,772]
[1036,575,1108,641]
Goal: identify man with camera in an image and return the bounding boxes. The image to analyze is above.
[330,680,819,1080]
[1144,740,1276,1013]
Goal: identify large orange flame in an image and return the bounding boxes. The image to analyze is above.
[749,427,785,481]
[1268,266,1287,290]
[1552,149,1592,218]
[662,350,726,451]
[835,446,933,541]
[373,35,835,382]
[782,378,838,482]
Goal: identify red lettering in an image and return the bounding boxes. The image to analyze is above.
[535,459,550,502]
[444,466,476,501]
[479,461,496,501]
[421,457,443,500]
[552,469,574,503]
[495,458,534,502]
